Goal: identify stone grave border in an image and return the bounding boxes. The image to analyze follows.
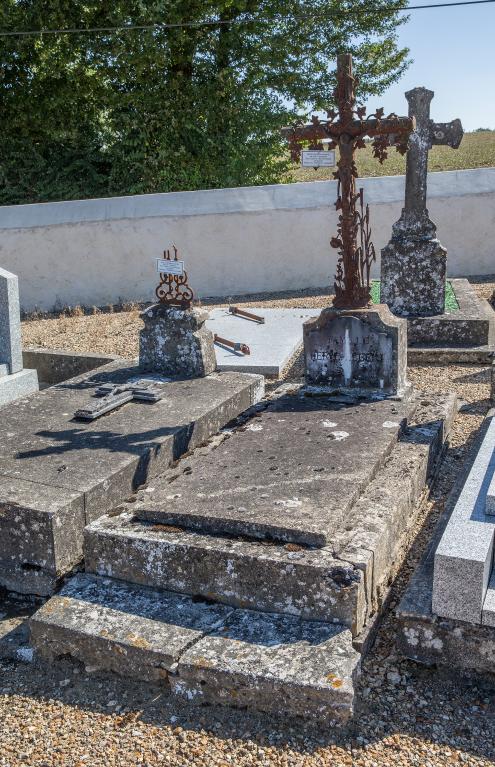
[23,348,120,387]
[397,409,495,677]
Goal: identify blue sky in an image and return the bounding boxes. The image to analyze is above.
[365,1,495,130]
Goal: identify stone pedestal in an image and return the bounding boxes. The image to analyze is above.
[139,304,216,378]
[303,304,408,398]
[0,267,38,407]
[380,225,447,316]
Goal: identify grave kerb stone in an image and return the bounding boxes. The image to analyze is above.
[432,413,495,624]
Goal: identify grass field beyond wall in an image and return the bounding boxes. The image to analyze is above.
[290,130,495,182]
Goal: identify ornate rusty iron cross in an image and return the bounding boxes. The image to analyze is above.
[284,54,415,308]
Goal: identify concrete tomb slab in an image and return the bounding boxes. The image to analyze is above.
[29,390,456,721]
[29,572,360,723]
[206,307,320,376]
[0,361,264,594]
[135,393,417,546]
[432,412,495,624]
[85,392,455,638]
[0,267,38,406]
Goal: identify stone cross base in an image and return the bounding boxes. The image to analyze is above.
[139,304,217,378]
[381,233,447,317]
[303,304,408,398]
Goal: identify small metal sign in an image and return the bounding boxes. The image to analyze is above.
[156,257,184,276]
[301,149,336,168]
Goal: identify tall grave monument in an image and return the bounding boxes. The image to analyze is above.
[0,267,38,406]
[284,54,414,397]
[381,88,463,316]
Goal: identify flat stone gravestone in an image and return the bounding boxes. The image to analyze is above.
[0,360,263,595]
[381,88,463,317]
[206,307,320,376]
[303,304,408,398]
[0,267,38,406]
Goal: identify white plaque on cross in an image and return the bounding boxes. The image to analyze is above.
[156,258,185,276]
[301,149,336,168]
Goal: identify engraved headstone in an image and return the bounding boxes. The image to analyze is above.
[381,88,463,316]
[0,267,38,406]
[304,304,408,398]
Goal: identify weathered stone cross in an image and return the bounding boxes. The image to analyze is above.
[397,87,463,238]
[381,88,463,316]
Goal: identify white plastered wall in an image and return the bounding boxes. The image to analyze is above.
[0,168,493,311]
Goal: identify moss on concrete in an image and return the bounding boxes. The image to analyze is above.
[371,280,459,313]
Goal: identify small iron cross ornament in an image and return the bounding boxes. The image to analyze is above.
[75,380,165,420]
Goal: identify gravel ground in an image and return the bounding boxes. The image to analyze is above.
[2,280,494,766]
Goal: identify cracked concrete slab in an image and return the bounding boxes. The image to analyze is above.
[85,511,366,633]
[135,394,417,546]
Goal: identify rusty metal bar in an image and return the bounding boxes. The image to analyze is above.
[228,306,265,323]
[214,334,250,355]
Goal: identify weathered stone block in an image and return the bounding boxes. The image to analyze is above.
[303,304,408,397]
[406,279,495,347]
[0,477,85,596]
[380,236,447,316]
[173,609,360,724]
[85,511,367,633]
[30,573,233,682]
[139,304,216,378]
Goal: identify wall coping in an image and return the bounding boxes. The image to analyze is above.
[0,167,494,230]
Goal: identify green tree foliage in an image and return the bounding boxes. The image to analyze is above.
[0,1,409,203]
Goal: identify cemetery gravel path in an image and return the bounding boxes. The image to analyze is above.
[2,282,494,766]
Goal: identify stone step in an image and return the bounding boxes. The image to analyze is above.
[84,512,367,634]
[30,574,360,724]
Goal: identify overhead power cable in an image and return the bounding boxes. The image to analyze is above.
[0,0,493,38]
